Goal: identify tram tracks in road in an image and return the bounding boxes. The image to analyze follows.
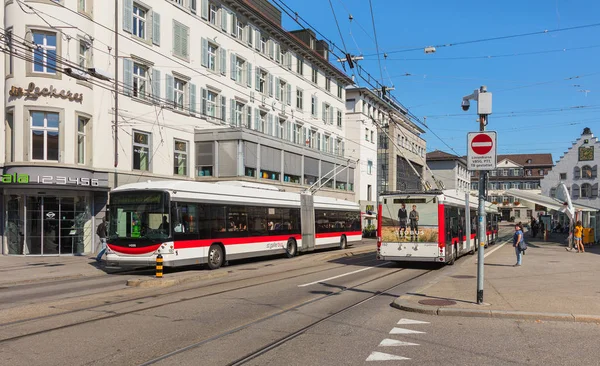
[0,254,379,343]
[138,267,434,366]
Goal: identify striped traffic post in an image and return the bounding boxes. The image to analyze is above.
[156,254,163,278]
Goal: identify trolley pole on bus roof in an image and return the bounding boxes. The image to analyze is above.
[463,86,493,305]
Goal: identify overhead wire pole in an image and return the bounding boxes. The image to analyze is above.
[463,86,493,305]
[114,0,119,188]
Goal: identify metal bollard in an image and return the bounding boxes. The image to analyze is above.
[156,254,163,278]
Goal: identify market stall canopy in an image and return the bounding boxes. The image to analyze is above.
[504,189,597,212]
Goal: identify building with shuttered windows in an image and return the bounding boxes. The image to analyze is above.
[0,0,355,256]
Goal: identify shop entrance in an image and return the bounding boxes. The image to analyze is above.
[5,194,90,255]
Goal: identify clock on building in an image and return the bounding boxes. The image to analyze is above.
[578,146,594,161]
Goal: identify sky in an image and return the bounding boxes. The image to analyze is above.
[278,0,600,163]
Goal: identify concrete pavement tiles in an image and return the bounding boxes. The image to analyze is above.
[393,236,600,324]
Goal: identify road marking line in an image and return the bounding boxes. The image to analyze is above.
[481,239,510,260]
[366,351,410,361]
[389,327,425,335]
[297,262,390,287]
[379,339,420,347]
[397,318,430,325]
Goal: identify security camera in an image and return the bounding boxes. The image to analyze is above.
[461,99,470,111]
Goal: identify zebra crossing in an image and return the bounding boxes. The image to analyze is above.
[366,318,429,362]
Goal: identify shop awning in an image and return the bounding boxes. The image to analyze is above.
[504,189,597,213]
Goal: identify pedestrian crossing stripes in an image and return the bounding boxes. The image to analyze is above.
[397,318,430,325]
[366,318,429,362]
[378,339,420,347]
[389,327,425,334]
[366,352,411,361]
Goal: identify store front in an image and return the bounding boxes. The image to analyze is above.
[1,166,109,255]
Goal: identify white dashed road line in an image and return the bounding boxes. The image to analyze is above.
[297,262,390,287]
[366,318,430,362]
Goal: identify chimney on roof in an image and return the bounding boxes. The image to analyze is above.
[582,127,592,135]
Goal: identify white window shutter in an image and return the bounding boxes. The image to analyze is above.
[122,58,133,96]
[189,83,197,114]
[230,13,237,36]
[173,22,182,56]
[275,77,280,100]
[201,0,209,20]
[123,0,133,33]
[268,74,273,97]
[152,12,161,45]
[221,9,228,31]
[247,62,252,88]
[220,48,227,76]
[254,29,260,51]
[221,96,226,122]
[230,53,236,80]
[152,69,161,102]
[230,98,235,126]
[286,84,291,106]
[201,88,207,115]
[201,38,208,67]
[165,74,174,104]
[322,102,326,122]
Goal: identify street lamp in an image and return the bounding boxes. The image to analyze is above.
[462,86,492,305]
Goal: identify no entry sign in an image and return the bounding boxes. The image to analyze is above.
[467,131,497,170]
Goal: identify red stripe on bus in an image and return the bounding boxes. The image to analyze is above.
[315,231,362,239]
[107,243,161,255]
[174,234,302,249]
[438,203,445,248]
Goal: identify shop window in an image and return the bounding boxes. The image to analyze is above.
[261,170,280,181]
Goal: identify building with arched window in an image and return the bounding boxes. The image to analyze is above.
[541,128,599,210]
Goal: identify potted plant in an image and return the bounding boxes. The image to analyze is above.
[514,201,520,206]
[363,224,376,238]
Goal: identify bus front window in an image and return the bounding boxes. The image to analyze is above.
[109,191,170,241]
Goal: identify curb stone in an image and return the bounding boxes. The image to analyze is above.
[126,271,228,288]
[393,297,600,324]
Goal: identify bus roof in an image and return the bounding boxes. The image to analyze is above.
[111,180,359,211]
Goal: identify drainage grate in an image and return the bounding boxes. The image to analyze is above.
[418,299,457,306]
[451,275,476,279]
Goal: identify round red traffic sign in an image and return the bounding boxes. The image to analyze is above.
[471,134,493,155]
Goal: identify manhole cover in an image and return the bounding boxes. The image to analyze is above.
[418,299,457,306]
[451,275,476,279]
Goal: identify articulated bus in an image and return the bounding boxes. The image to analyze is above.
[376,190,500,264]
[106,181,361,269]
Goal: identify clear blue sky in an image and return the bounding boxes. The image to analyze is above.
[280,0,600,163]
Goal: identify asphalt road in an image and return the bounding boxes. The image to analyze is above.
[5,233,590,366]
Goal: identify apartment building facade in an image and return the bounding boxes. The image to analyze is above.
[1,0,354,255]
[425,150,470,194]
[471,153,554,221]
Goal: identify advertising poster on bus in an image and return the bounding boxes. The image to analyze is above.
[380,195,439,244]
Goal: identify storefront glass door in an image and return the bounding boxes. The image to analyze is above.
[6,194,90,255]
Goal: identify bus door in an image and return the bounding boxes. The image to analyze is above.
[300,193,315,251]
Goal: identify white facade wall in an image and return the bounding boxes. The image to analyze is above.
[1,0,355,255]
[3,0,351,184]
[541,130,600,210]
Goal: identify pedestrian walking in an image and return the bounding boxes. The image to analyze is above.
[574,220,585,253]
[513,224,524,266]
[96,217,108,262]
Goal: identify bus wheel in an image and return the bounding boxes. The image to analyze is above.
[339,235,348,250]
[207,244,224,270]
[286,239,298,258]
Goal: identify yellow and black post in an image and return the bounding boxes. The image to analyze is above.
[156,254,163,278]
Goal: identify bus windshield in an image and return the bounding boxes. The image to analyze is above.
[109,191,171,241]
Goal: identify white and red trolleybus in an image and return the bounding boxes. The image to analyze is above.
[105,181,361,269]
[376,190,500,264]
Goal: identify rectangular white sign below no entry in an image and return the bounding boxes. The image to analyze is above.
[467,131,497,171]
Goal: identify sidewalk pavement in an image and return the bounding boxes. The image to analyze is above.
[0,242,376,287]
[393,233,600,323]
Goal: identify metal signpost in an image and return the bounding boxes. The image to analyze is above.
[463,86,494,304]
